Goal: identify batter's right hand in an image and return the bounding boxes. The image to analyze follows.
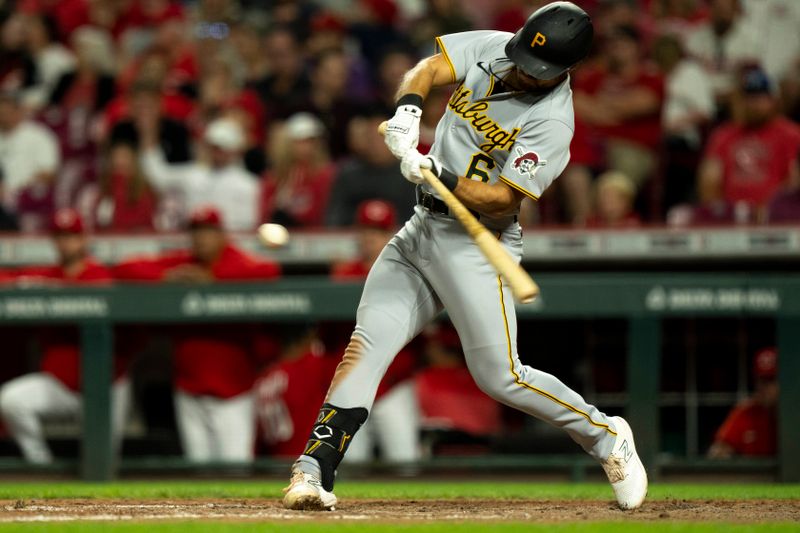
[385,104,421,159]
[400,149,433,185]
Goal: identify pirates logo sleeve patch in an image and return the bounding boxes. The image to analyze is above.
[512,146,548,179]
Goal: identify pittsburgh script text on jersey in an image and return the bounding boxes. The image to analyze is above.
[448,85,520,154]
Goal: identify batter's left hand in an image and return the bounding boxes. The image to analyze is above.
[400,150,440,184]
[385,104,421,159]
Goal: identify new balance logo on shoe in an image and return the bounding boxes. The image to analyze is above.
[619,440,633,463]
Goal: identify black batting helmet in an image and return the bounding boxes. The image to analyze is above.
[505,1,593,80]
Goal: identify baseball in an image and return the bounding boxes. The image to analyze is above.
[258,223,290,248]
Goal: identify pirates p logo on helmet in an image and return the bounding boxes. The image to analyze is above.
[505,1,593,80]
[530,32,547,48]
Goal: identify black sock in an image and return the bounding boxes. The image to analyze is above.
[301,403,368,491]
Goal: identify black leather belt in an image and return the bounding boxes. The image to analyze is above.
[417,190,517,223]
[418,191,474,217]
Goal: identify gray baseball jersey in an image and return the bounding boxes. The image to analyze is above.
[428,30,574,219]
[295,31,617,483]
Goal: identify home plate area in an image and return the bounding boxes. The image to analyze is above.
[1,498,797,523]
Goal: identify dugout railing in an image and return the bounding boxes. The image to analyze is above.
[0,273,796,482]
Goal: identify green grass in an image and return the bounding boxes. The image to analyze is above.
[0,480,796,501]
[0,524,798,533]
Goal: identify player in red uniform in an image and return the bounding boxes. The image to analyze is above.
[709,347,779,458]
[0,209,131,464]
[254,326,339,458]
[114,206,281,462]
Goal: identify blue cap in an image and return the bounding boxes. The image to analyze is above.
[741,67,772,94]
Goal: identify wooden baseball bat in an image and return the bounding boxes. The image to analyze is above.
[379,122,539,303]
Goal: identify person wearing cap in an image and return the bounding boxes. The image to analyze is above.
[698,66,800,222]
[139,116,259,231]
[708,348,779,458]
[113,206,281,462]
[0,208,131,464]
[0,90,60,218]
[260,113,336,228]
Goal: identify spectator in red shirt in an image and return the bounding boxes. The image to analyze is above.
[698,66,800,223]
[113,206,281,463]
[0,208,131,464]
[78,142,159,233]
[708,347,778,458]
[566,25,665,224]
[260,113,336,228]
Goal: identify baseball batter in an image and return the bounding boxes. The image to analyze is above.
[283,1,647,511]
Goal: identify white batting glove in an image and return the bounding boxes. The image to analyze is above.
[400,150,440,184]
[385,103,421,159]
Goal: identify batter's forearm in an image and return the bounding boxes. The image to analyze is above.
[453,178,522,217]
[395,54,457,102]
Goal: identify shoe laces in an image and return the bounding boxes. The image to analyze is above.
[602,454,626,484]
[283,469,306,494]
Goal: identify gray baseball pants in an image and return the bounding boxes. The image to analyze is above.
[309,206,617,464]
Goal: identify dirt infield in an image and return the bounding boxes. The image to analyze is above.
[1,498,798,523]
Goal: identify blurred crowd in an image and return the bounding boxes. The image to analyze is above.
[0,0,796,233]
